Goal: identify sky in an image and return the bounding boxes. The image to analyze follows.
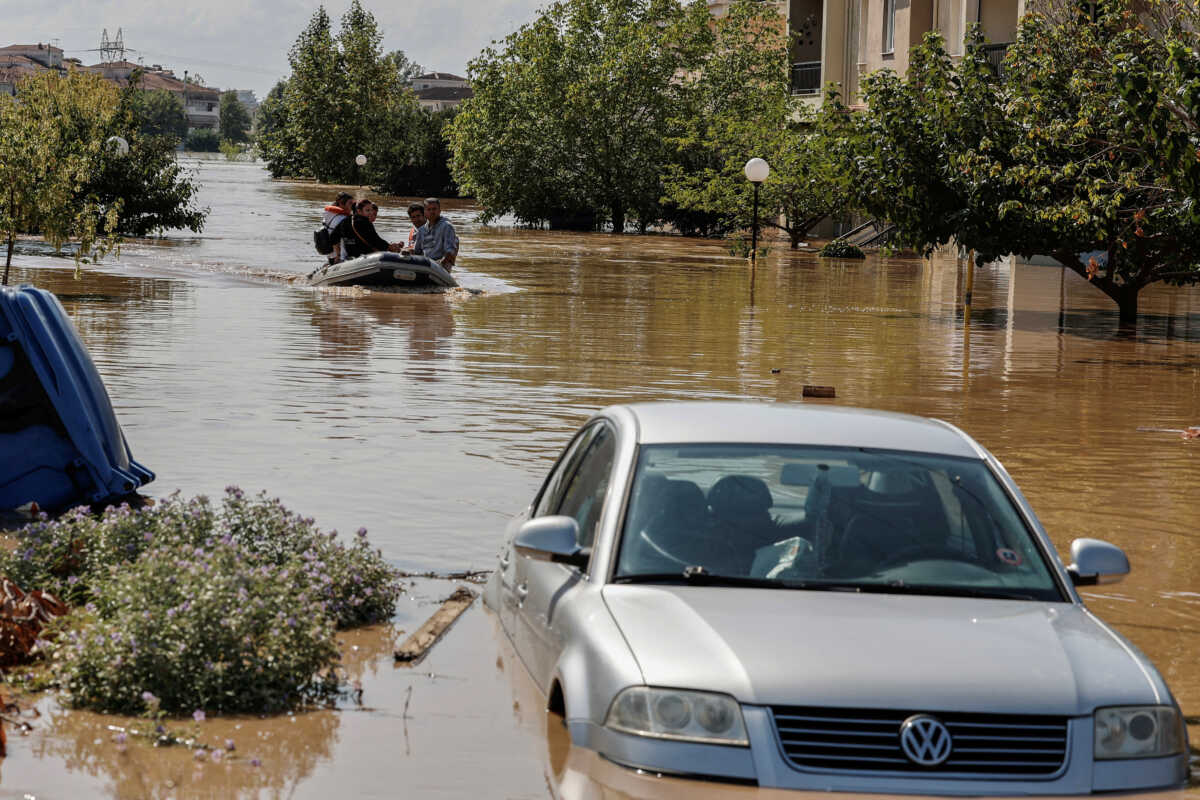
[3,0,547,101]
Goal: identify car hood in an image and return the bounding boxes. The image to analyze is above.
[601,585,1166,716]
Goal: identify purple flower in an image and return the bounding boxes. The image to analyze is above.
[115,732,127,745]
[224,738,236,751]
[356,527,368,538]
[142,691,159,705]
[67,575,79,585]
[250,758,261,767]
[193,709,206,723]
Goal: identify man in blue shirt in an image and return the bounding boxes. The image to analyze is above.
[409,197,459,269]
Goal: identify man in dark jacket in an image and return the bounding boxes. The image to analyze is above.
[337,201,399,260]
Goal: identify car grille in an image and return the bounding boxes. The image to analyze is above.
[771,706,1069,776]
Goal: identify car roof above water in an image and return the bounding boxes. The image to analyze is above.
[612,402,983,459]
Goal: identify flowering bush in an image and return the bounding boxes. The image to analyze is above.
[46,539,340,714]
[2,489,404,714]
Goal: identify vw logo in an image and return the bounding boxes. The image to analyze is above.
[899,714,952,766]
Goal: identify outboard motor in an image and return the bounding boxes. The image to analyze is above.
[0,286,154,512]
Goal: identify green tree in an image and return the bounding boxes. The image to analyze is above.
[137,88,188,140]
[219,90,252,143]
[847,31,1003,259]
[255,80,304,178]
[847,5,1200,323]
[449,0,705,230]
[386,50,424,85]
[0,71,123,281]
[71,82,207,238]
[662,2,853,246]
[283,7,344,180]
[337,0,423,187]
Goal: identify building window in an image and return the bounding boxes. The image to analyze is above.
[883,0,896,54]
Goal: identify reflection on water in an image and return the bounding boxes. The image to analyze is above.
[3,158,1199,795]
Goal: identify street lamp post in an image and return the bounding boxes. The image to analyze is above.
[744,158,770,269]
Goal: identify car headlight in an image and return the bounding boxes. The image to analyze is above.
[604,687,749,746]
[1094,706,1186,760]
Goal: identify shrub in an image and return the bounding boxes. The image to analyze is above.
[46,538,340,714]
[818,240,865,259]
[2,489,404,714]
[185,128,220,152]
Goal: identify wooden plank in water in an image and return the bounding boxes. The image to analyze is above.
[802,385,836,398]
[394,587,477,664]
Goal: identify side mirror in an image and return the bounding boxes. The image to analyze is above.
[514,516,589,569]
[1067,538,1130,586]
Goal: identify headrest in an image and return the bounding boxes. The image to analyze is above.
[708,474,773,519]
[866,470,920,496]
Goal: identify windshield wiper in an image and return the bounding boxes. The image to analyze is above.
[613,567,781,588]
[615,569,878,591]
[612,571,1040,600]
[858,582,1040,601]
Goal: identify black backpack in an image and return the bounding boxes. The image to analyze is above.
[313,224,334,255]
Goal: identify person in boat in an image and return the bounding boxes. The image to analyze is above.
[409,197,459,269]
[321,192,354,264]
[338,200,402,260]
[405,203,426,251]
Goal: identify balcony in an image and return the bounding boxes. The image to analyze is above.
[981,43,1012,77]
[791,61,821,95]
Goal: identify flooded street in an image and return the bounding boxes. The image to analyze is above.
[1,157,1198,797]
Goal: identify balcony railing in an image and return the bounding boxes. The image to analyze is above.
[980,43,1012,77]
[791,61,821,95]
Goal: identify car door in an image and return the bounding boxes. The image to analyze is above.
[508,425,598,670]
[516,422,617,690]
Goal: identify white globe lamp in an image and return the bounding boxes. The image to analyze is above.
[106,136,130,157]
[744,157,769,184]
[744,158,770,267]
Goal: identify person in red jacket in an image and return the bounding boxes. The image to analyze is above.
[320,192,354,264]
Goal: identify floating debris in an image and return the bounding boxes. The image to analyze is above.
[1136,426,1200,440]
[802,385,837,399]
[0,578,68,667]
[394,587,477,664]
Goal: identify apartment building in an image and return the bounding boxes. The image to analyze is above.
[411,72,474,112]
[84,61,221,131]
[708,0,1024,104]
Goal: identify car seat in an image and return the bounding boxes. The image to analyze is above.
[828,469,950,576]
[707,474,779,569]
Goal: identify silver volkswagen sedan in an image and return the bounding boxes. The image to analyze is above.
[483,402,1190,795]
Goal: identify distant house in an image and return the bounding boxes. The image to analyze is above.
[0,44,65,95]
[411,72,473,112]
[84,61,221,131]
[0,43,64,70]
[0,54,42,96]
[234,89,259,116]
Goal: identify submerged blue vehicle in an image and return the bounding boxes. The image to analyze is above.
[0,285,153,513]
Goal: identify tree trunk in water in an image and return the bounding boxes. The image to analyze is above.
[3,231,13,286]
[610,200,625,235]
[1114,286,1139,328]
[1053,250,1140,326]
[790,229,802,249]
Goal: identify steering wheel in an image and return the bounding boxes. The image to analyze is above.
[876,544,983,571]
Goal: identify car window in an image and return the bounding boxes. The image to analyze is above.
[555,425,616,548]
[614,444,1063,602]
[532,424,600,518]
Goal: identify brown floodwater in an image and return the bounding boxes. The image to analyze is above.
[1,156,1198,797]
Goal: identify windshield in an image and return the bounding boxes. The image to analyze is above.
[614,444,1064,601]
